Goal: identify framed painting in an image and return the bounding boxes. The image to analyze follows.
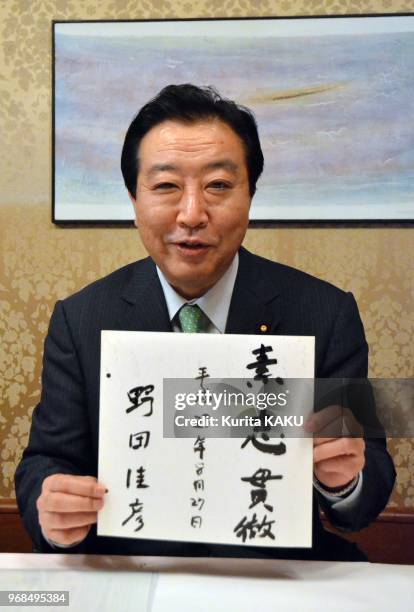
[53,15,414,223]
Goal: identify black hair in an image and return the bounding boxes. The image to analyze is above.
[121,83,264,198]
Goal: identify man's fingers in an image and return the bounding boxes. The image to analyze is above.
[47,526,91,547]
[40,511,98,530]
[38,491,104,513]
[305,405,363,437]
[37,474,107,543]
[313,437,337,447]
[344,410,364,436]
[304,405,343,433]
[315,454,363,475]
[43,474,106,498]
[314,438,365,463]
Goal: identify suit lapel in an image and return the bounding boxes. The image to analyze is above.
[118,249,282,335]
[226,248,282,335]
[118,257,172,332]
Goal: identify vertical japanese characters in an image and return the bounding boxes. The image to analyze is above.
[190,367,209,530]
[122,384,154,532]
[235,344,285,543]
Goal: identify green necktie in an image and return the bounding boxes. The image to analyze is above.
[178,304,206,333]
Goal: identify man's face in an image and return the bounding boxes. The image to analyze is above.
[130,118,252,299]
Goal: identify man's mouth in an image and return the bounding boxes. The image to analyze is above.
[174,241,211,256]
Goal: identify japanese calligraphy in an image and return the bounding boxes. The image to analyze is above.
[126,466,149,489]
[122,498,145,532]
[241,468,283,512]
[194,436,206,460]
[195,366,210,392]
[126,385,154,415]
[123,383,154,533]
[129,431,150,450]
[234,514,276,542]
[246,344,278,383]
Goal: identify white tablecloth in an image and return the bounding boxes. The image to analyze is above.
[0,554,413,611]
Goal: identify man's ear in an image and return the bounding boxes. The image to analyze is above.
[128,191,138,228]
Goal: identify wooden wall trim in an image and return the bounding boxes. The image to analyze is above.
[321,508,414,524]
[321,508,414,564]
[0,501,33,552]
[0,499,20,513]
[373,511,414,524]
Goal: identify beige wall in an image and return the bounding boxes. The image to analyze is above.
[0,1,413,510]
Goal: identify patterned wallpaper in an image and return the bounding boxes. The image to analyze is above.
[0,1,413,510]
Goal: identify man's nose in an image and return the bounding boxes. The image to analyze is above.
[176,186,208,229]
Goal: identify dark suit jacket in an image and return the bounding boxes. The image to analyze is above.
[15,248,395,559]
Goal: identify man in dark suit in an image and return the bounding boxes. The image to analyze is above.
[15,84,395,559]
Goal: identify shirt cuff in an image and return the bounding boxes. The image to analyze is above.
[315,471,363,510]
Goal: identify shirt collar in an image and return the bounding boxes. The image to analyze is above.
[156,253,239,333]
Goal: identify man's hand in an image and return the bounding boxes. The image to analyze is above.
[305,406,365,489]
[36,474,106,547]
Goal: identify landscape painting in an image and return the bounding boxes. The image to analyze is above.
[53,16,414,222]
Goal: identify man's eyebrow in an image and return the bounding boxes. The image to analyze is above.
[145,159,239,177]
[146,163,178,177]
[202,159,239,174]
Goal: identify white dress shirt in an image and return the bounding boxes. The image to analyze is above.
[156,253,239,334]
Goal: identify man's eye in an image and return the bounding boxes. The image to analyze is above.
[154,183,177,190]
[208,181,230,190]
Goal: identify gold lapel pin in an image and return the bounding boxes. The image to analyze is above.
[259,324,268,333]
